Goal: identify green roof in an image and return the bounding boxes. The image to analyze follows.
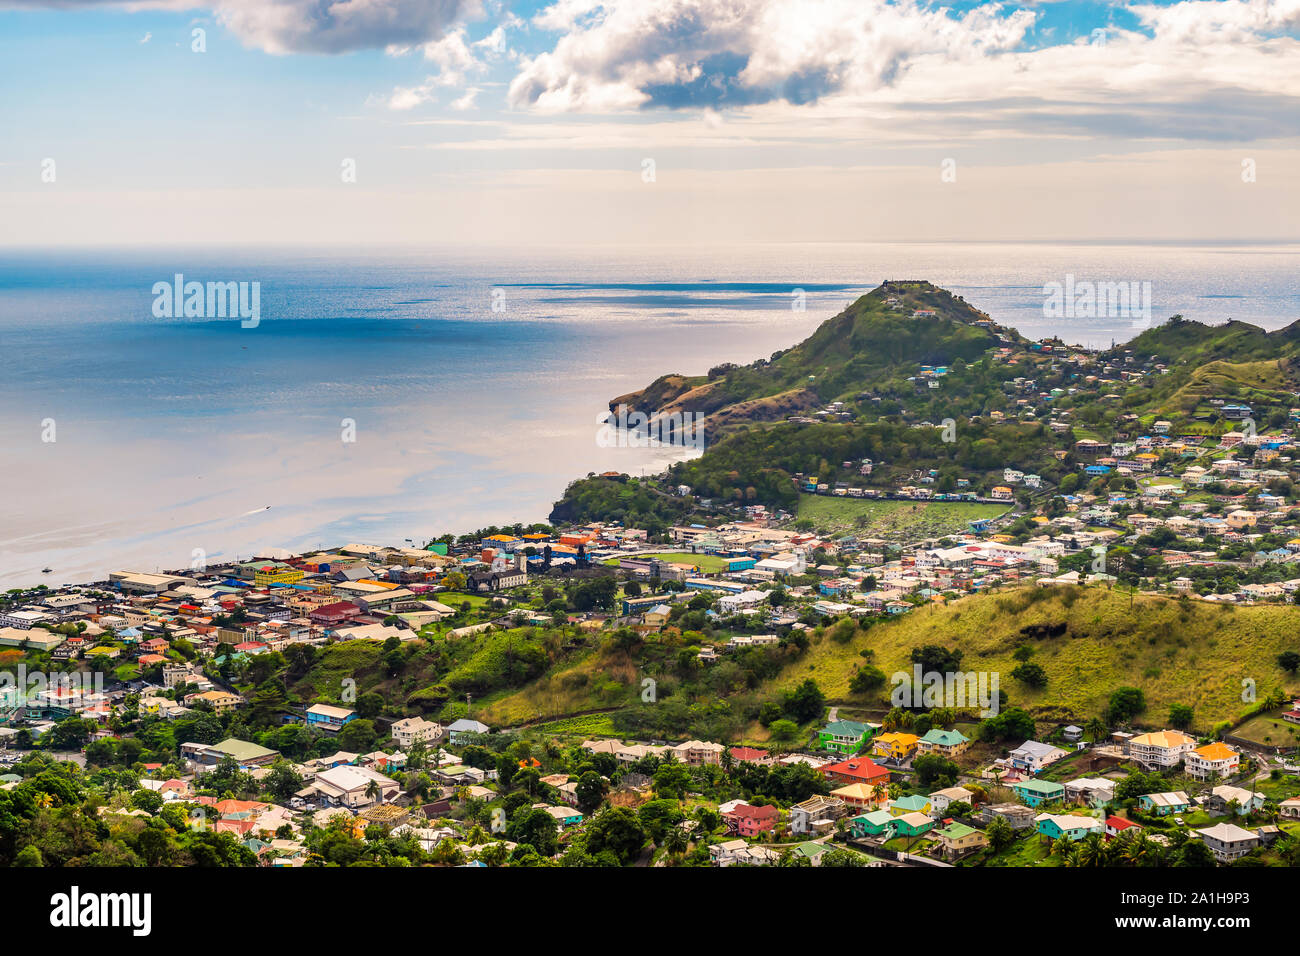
[1015,779,1064,794]
[920,728,969,746]
[822,720,870,737]
[936,822,978,839]
[892,794,930,811]
[853,810,895,826]
[212,738,278,762]
[789,842,831,859]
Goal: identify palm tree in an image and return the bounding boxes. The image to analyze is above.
[663,826,689,857]
[1074,833,1108,867]
[365,779,381,805]
[1122,830,1158,867]
[1085,717,1109,745]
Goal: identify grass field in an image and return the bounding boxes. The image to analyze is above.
[529,712,620,738]
[792,495,1008,539]
[772,585,1300,732]
[479,584,1300,738]
[1231,712,1300,748]
[603,551,731,572]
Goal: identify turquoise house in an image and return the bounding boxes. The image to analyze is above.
[1013,779,1066,808]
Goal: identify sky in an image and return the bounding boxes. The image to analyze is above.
[1,0,1298,244]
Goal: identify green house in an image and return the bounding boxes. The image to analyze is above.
[817,720,873,755]
[892,812,936,838]
[1012,779,1066,808]
[850,810,896,837]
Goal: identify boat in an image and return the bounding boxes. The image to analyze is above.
[41,567,52,573]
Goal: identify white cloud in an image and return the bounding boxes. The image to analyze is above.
[509,0,1038,112]
[384,23,505,109]
[451,87,481,109]
[498,0,1300,146]
[0,0,473,53]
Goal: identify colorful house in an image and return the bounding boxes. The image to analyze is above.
[892,811,936,839]
[934,821,988,858]
[831,782,887,810]
[889,794,932,817]
[821,756,891,788]
[305,703,357,732]
[1138,791,1191,816]
[917,727,970,757]
[723,803,780,837]
[872,732,920,762]
[1013,779,1066,808]
[817,719,873,755]
[1184,741,1240,781]
[849,809,896,837]
[1035,813,1104,842]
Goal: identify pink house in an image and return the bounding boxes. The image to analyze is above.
[724,803,779,837]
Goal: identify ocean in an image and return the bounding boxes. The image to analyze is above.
[1,240,1298,589]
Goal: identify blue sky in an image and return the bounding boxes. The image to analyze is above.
[1,0,1298,243]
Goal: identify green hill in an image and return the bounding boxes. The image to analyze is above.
[470,586,1300,740]
[774,585,1299,733]
[609,280,1022,433]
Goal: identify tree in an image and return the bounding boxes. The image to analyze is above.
[637,799,685,845]
[1085,717,1109,744]
[850,665,887,695]
[584,807,647,865]
[1278,651,1300,674]
[1010,661,1048,689]
[910,644,963,674]
[1168,704,1193,730]
[985,816,1014,851]
[575,771,607,814]
[1174,839,1216,867]
[264,761,304,801]
[783,679,825,724]
[1107,686,1146,724]
[336,719,378,754]
[913,754,960,789]
[653,759,693,799]
[507,808,558,857]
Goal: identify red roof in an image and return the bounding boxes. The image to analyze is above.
[730,746,769,762]
[1106,815,1139,830]
[821,756,890,783]
[735,803,778,821]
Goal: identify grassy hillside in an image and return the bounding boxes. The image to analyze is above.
[1115,316,1300,423]
[472,586,1300,740]
[609,280,1021,431]
[792,496,1008,539]
[776,586,1300,732]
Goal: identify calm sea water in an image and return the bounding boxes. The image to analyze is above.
[1,240,1297,588]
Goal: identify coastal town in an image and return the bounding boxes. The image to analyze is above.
[5,382,1300,869]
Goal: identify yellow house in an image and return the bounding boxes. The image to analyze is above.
[187,690,242,713]
[638,606,670,628]
[254,566,304,587]
[831,783,888,810]
[872,732,920,761]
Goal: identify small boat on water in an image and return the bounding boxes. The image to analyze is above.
[41,567,53,573]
